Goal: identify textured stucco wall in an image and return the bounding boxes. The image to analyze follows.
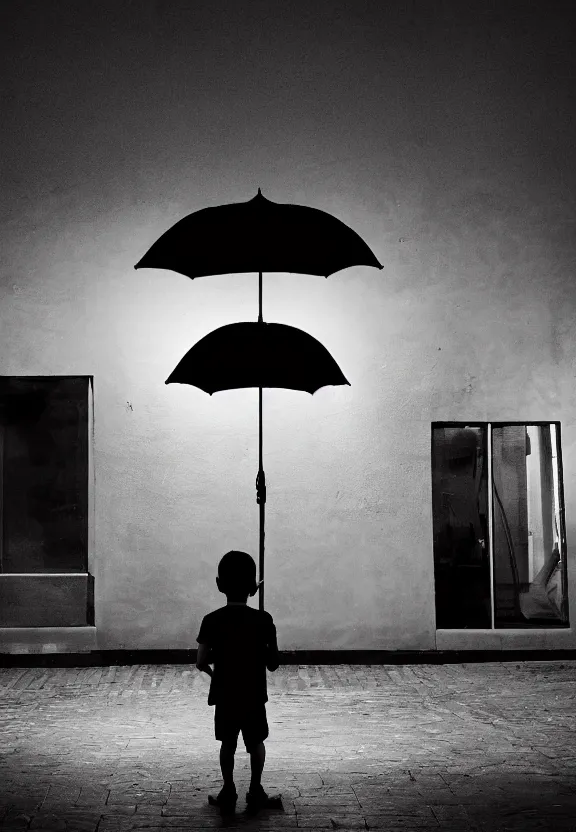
[1,2,575,649]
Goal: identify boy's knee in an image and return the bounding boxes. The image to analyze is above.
[221,738,237,752]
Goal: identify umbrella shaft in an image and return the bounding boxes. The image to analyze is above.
[259,385,263,468]
[257,271,263,610]
[258,270,262,323]
[258,384,265,610]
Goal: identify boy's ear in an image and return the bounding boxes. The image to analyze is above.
[248,580,259,597]
[216,577,222,592]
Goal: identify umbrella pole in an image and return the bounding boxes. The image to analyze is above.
[257,270,266,611]
[257,385,265,611]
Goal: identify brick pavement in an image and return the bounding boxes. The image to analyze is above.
[0,662,575,831]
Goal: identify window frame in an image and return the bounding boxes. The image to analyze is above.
[0,375,94,577]
[432,420,570,630]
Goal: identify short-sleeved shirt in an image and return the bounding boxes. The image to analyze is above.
[197,604,279,707]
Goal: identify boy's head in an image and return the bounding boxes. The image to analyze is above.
[216,550,258,601]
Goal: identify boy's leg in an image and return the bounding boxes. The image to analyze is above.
[249,741,265,790]
[209,737,238,809]
[213,705,240,802]
[246,740,282,810]
[243,706,281,809]
[220,739,237,788]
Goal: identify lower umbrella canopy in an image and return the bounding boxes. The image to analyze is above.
[165,322,350,393]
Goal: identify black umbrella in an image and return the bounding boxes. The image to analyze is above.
[135,188,382,279]
[166,322,349,394]
[166,322,350,609]
[136,189,382,608]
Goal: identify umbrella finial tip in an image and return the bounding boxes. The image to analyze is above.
[257,187,262,195]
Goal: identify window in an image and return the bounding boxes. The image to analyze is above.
[0,377,89,573]
[432,423,569,629]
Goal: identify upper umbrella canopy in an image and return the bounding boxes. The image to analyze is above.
[165,321,350,395]
[135,189,382,279]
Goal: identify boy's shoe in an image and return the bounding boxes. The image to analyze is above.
[208,785,238,812]
[245,785,283,812]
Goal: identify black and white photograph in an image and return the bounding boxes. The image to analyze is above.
[1,1,575,829]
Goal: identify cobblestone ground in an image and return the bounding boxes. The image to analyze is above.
[1,662,576,831]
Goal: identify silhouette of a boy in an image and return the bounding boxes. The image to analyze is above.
[196,550,280,812]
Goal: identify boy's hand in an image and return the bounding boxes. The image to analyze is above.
[250,580,264,597]
[266,623,280,672]
[196,642,214,677]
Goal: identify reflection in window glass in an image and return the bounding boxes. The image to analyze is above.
[492,424,568,627]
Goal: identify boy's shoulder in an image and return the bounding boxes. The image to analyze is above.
[204,604,272,619]
[201,605,275,629]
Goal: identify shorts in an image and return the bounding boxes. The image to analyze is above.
[214,702,269,752]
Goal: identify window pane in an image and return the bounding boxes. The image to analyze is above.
[432,425,491,628]
[491,424,568,627]
[0,377,88,573]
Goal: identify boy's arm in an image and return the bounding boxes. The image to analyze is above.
[266,621,280,672]
[196,642,213,677]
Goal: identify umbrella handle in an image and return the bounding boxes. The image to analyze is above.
[256,469,266,505]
